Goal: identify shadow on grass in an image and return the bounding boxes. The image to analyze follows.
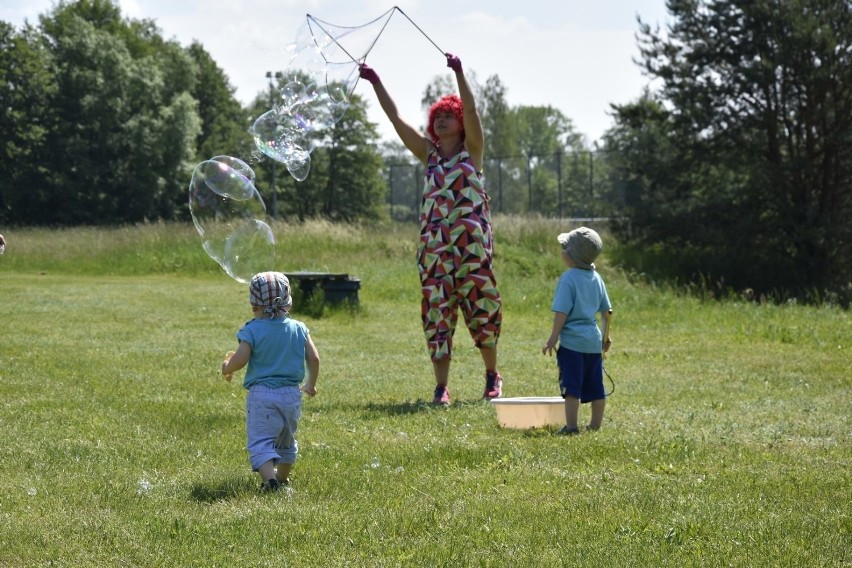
[359,398,494,416]
[361,400,435,416]
[189,476,257,503]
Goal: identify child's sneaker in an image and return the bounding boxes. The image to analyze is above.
[483,371,503,399]
[557,425,580,436]
[432,384,450,405]
[261,479,282,493]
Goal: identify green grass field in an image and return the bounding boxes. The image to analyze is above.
[0,219,849,566]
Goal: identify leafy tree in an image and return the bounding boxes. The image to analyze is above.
[0,21,57,225]
[513,105,585,215]
[318,92,387,221]
[606,0,852,302]
[478,75,518,214]
[479,75,517,163]
[599,90,679,220]
[6,0,201,225]
[41,2,138,224]
[187,41,253,163]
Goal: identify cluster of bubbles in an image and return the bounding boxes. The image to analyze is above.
[250,18,361,182]
[189,15,366,282]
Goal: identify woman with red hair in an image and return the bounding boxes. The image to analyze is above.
[360,54,503,405]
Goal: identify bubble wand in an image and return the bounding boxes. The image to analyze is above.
[307,6,446,67]
[394,6,446,56]
[307,8,396,64]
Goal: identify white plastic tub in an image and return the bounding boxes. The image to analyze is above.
[490,397,565,429]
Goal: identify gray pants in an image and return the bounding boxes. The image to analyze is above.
[245,384,302,470]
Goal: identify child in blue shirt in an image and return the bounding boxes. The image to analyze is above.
[221,272,320,492]
[542,227,612,435]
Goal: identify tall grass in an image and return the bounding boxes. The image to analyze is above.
[0,219,848,566]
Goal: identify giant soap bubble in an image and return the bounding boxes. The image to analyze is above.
[189,156,275,283]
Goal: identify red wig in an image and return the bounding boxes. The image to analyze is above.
[426,94,464,144]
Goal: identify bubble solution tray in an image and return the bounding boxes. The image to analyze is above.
[490,397,565,429]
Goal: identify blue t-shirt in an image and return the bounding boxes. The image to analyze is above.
[551,268,612,353]
[236,316,310,389]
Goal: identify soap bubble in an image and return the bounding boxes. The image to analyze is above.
[250,108,314,182]
[189,156,275,283]
[248,17,362,182]
[196,155,256,200]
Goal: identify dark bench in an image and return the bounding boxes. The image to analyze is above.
[284,271,361,305]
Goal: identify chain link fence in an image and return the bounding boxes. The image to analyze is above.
[386,150,625,221]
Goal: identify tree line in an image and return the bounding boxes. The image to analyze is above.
[2,0,850,304]
[603,0,851,305]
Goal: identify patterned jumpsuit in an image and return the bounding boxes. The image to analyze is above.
[417,145,503,361]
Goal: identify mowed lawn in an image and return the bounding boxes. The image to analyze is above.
[0,220,848,567]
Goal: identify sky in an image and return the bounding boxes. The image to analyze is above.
[2,0,671,146]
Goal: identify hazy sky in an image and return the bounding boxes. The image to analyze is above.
[3,0,671,145]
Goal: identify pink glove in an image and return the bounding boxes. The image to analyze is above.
[359,63,380,85]
[446,53,462,73]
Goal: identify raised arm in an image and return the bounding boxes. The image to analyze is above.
[360,63,431,165]
[446,54,484,170]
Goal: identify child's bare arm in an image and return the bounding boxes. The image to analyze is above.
[601,309,613,353]
[301,335,320,396]
[543,312,568,356]
[221,341,251,381]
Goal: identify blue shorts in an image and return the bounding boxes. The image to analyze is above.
[245,385,302,470]
[556,347,605,403]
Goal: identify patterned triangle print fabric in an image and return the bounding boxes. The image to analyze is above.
[417,146,502,361]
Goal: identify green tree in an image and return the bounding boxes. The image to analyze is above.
[0,21,57,225]
[28,0,200,225]
[513,105,585,215]
[600,90,679,221]
[318,92,386,221]
[478,75,518,214]
[479,75,517,162]
[608,0,852,302]
[187,41,253,162]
